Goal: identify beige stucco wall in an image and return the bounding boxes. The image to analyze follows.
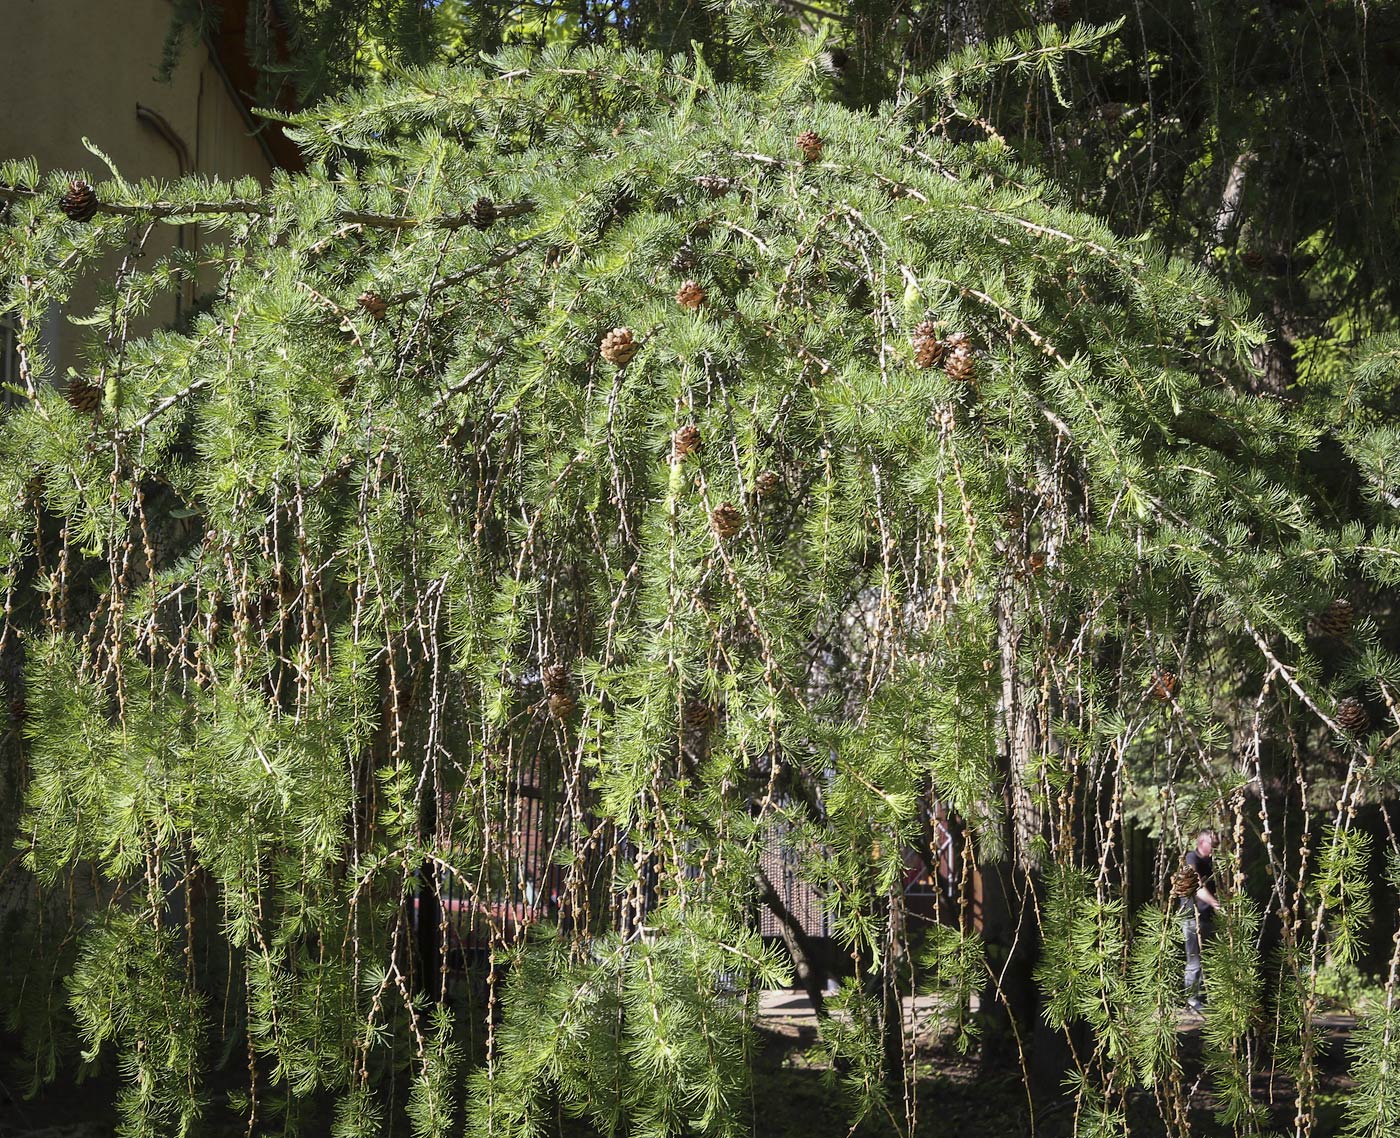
[1,0,277,371]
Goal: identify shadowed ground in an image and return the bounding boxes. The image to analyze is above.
[0,995,1363,1138]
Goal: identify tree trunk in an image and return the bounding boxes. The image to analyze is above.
[984,576,1091,1113]
[755,864,828,1016]
[416,783,443,1001]
[979,579,1055,1092]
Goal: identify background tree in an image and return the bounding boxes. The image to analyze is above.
[184,0,1400,316]
[5,18,1400,1138]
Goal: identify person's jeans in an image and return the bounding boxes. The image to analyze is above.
[1182,911,1213,1002]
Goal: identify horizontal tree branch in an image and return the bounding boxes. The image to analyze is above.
[0,183,535,231]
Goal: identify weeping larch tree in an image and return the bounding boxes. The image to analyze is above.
[3,24,1400,1138]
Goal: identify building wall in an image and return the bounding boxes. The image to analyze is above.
[0,0,279,371]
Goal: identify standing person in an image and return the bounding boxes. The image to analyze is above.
[1178,830,1221,1014]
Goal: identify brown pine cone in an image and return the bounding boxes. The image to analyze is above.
[676,280,706,309]
[944,332,976,383]
[59,180,99,223]
[1170,864,1200,899]
[796,130,824,163]
[684,698,717,732]
[599,327,639,367]
[1314,598,1355,639]
[1148,671,1179,702]
[1050,0,1072,21]
[468,196,498,230]
[1336,696,1370,733]
[64,377,102,414]
[671,424,701,460]
[695,174,733,197]
[911,319,945,369]
[1239,250,1267,272]
[542,663,571,695]
[358,292,388,320]
[670,245,699,275]
[711,502,743,540]
[754,470,781,498]
[548,691,576,719]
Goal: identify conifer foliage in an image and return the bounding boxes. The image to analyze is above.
[0,31,1396,1138]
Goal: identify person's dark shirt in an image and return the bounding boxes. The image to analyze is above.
[1179,849,1216,916]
